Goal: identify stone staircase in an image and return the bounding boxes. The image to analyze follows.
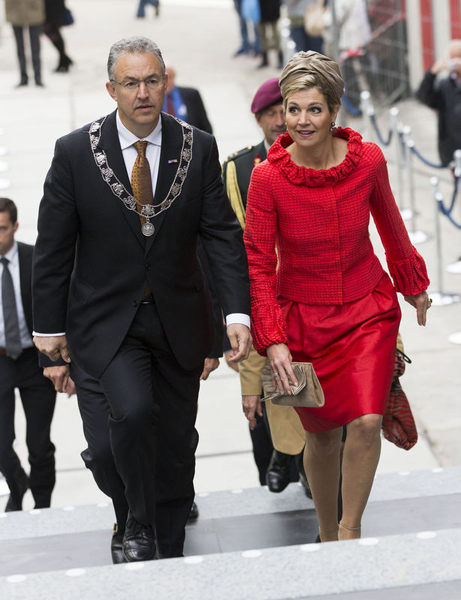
[1,467,460,599]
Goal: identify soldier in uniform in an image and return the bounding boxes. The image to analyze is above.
[222,79,310,495]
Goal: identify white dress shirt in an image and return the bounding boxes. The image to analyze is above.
[34,111,250,335]
[1,242,34,350]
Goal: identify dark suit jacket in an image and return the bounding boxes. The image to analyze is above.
[16,242,58,369]
[33,111,249,378]
[178,86,213,134]
[17,242,34,335]
[222,140,267,214]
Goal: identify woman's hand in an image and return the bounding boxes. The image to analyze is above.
[266,343,298,394]
[242,395,263,430]
[404,291,431,326]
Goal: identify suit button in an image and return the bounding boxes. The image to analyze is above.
[133,300,139,307]
[145,263,150,271]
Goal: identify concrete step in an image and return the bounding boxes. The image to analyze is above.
[1,529,460,600]
[0,467,460,599]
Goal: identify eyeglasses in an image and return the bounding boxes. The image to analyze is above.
[111,77,164,92]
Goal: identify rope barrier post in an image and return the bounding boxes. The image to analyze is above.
[360,90,372,142]
[446,149,461,275]
[429,176,461,306]
[399,125,412,221]
[390,107,408,219]
[405,129,429,244]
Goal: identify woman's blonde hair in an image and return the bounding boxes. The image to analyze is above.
[279,51,344,114]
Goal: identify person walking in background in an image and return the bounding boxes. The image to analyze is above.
[243,51,430,542]
[416,39,461,168]
[162,64,213,134]
[4,0,45,87]
[32,36,251,562]
[323,0,371,115]
[257,0,283,69]
[43,0,74,73]
[0,198,57,512]
[136,0,160,19]
[233,0,260,57]
[287,0,323,55]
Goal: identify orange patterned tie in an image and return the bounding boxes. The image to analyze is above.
[131,140,154,229]
[132,141,153,299]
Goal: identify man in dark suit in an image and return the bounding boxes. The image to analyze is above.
[163,64,213,134]
[0,197,56,511]
[33,36,251,563]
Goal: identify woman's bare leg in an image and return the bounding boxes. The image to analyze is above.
[303,427,343,542]
[339,414,382,540]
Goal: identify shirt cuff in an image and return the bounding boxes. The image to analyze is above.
[32,332,66,337]
[225,313,250,328]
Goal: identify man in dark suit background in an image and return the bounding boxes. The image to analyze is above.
[163,63,213,134]
[0,197,56,511]
[33,36,251,563]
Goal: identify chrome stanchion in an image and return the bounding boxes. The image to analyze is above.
[429,177,460,306]
[446,149,461,274]
[390,108,410,220]
[360,90,373,142]
[404,128,429,244]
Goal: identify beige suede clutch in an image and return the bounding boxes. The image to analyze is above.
[261,362,325,407]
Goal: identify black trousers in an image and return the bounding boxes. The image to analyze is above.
[0,348,56,507]
[12,25,42,83]
[72,302,201,558]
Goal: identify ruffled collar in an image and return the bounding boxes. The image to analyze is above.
[267,127,363,187]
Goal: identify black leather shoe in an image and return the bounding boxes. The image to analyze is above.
[188,501,199,520]
[123,512,160,562]
[266,450,291,493]
[111,523,126,564]
[295,452,313,499]
[5,471,29,512]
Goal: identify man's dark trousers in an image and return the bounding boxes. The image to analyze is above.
[0,348,56,507]
[72,301,201,558]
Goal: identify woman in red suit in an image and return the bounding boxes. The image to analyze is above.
[243,51,431,542]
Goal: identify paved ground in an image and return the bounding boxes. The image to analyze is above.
[0,0,459,510]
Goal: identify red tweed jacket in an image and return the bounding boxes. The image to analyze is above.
[244,128,430,352]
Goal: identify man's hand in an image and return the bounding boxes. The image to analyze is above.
[33,335,71,363]
[242,394,263,430]
[224,351,239,372]
[226,324,252,363]
[200,357,220,381]
[43,365,75,395]
[430,59,447,75]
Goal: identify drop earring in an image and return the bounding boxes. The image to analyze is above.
[330,121,336,131]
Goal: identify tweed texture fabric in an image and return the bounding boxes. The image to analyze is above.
[244,127,429,353]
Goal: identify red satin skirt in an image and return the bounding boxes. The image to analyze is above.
[280,273,401,433]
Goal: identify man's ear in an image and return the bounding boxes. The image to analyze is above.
[13,221,19,234]
[106,81,117,101]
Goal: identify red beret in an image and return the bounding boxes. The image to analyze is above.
[251,78,283,114]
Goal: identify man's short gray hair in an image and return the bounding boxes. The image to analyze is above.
[107,36,165,81]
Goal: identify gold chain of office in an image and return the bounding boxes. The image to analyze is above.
[88,115,194,236]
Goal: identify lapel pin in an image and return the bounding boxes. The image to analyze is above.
[168,159,178,164]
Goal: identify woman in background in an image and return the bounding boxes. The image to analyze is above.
[43,0,73,72]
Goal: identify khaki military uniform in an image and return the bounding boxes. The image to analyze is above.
[223,142,305,455]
